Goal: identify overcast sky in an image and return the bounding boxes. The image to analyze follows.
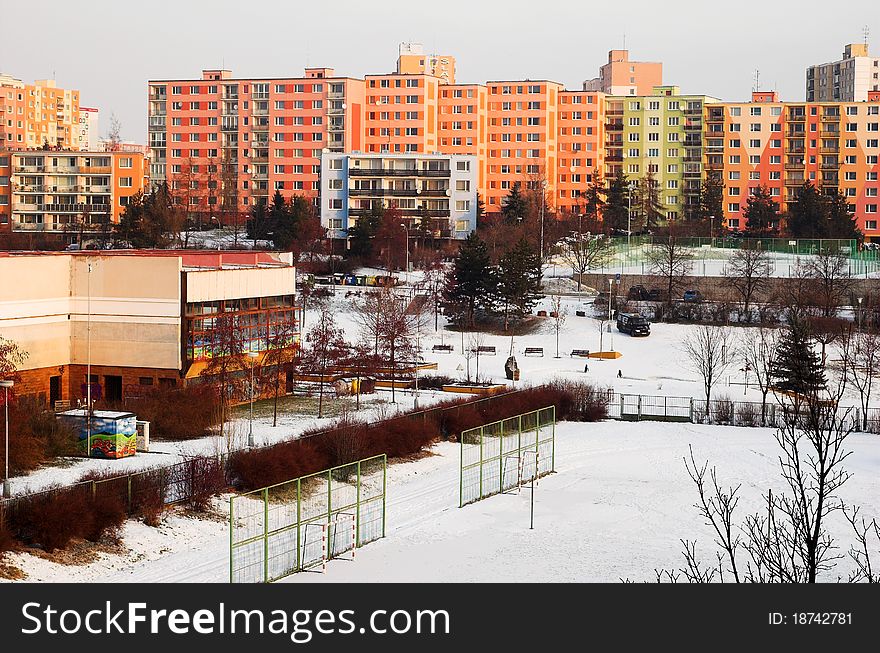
[1,0,876,142]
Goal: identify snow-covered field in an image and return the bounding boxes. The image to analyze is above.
[4,420,879,583]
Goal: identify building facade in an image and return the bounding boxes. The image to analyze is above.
[78,107,99,151]
[397,42,456,84]
[0,76,81,150]
[0,149,148,236]
[0,251,297,406]
[320,151,478,241]
[807,44,880,102]
[605,87,718,222]
[584,50,663,97]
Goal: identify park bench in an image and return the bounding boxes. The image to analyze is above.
[472,345,496,355]
[432,344,454,353]
[575,310,587,317]
[570,349,591,358]
[524,347,544,357]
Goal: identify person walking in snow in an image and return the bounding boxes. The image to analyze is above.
[584,362,589,373]
[617,369,622,378]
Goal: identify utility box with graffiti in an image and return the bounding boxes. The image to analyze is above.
[56,409,138,459]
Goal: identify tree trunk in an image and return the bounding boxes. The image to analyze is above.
[273,366,280,428]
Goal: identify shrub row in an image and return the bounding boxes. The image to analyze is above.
[0,396,77,476]
[123,384,221,440]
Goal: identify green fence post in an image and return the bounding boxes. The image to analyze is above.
[228,497,234,583]
[500,420,505,492]
[327,469,333,522]
[296,478,302,572]
[479,426,484,499]
[127,475,132,513]
[459,433,464,508]
[263,488,269,583]
[356,460,362,546]
[381,455,387,538]
[551,406,556,472]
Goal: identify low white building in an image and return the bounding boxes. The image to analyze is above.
[321,151,478,242]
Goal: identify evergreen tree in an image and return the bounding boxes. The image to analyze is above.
[698,170,725,226]
[273,194,311,251]
[501,182,527,225]
[770,314,826,397]
[476,193,486,223]
[246,196,269,241]
[583,169,606,224]
[823,189,861,241]
[637,168,663,231]
[604,169,630,232]
[347,205,382,260]
[496,238,544,331]
[787,182,826,238]
[442,232,496,327]
[743,185,780,236]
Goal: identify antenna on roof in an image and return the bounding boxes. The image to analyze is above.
[753,69,761,92]
[864,25,870,47]
[622,32,626,50]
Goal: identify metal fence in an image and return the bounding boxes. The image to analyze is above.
[229,454,386,584]
[459,406,556,508]
[602,390,880,433]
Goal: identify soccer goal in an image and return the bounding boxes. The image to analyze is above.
[460,406,555,507]
[229,454,386,583]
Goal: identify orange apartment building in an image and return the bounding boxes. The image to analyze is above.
[363,73,440,156]
[484,80,563,213]
[556,90,605,215]
[147,68,365,215]
[0,75,81,150]
[584,50,663,97]
[438,84,488,196]
[397,42,456,84]
[0,149,147,237]
[707,91,880,238]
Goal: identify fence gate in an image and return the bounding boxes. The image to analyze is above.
[619,394,693,422]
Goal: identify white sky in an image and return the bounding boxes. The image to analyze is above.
[0,0,877,141]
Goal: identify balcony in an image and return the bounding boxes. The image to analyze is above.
[788,113,806,122]
[784,162,805,170]
[786,131,806,139]
[14,166,45,173]
[12,203,42,212]
[820,162,839,170]
[221,120,238,131]
[819,131,840,139]
[605,154,623,162]
[683,155,702,162]
[605,140,623,148]
[328,107,346,115]
[328,90,345,100]
[83,186,111,193]
[605,121,623,131]
[79,166,111,174]
[820,113,841,121]
[42,203,110,213]
[606,109,624,117]
[818,147,839,154]
[14,185,45,193]
[706,112,725,123]
[684,122,702,131]
[683,107,703,116]
[785,178,805,186]
[348,168,450,177]
[785,147,805,154]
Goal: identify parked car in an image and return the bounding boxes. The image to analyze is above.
[627,285,662,301]
[616,312,651,336]
[683,289,704,303]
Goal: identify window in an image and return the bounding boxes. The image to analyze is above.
[455,200,471,211]
[119,177,132,187]
[455,180,470,191]
[118,157,133,168]
[328,179,343,190]
[728,171,741,180]
[329,199,343,210]
[728,203,741,212]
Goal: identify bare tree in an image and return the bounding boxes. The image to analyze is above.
[681,326,733,416]
[202,314,248,441]
[550,294,567,359]
[355,290,387,357]
[844,506,880,582]
[0,336,28,381]
[723,244,770,322]
[562,234,614,292]
[806,250,857,318]
[220,148,241,247]
[807,315,848,367]
[647,234,693,313]
[839,327,880,431]
[106,113,122,152]
[301,303,347,419]
[467,331,487,384]
[375,288,422,403]
[740,327,780,426]
[261,320,300,428]
[661,392,865,582]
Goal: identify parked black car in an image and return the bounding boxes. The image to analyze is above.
[628,285,661,301]
[616,312,651,336]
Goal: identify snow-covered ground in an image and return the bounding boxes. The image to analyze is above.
[5,420,879,583]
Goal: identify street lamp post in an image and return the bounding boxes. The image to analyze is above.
[539,180,547,262]
[858,296,863,332]
[608,278,614,351]
[247,351,259,447]
[1,379,13,498]
[627,182,633,249]
[400,223,409,286]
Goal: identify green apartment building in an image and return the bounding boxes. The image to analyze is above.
[605,86,719,224]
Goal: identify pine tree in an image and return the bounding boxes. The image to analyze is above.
[770,314,826,397]
[604,169,630,232]
[347,205,382,260]
[496,238,543,331]
[637,168,663,231]
[787,182,826,238]
[442,232,496,327]
[743,185,780,236]
[501,182,527,225]
[823,189,861,241]
[698,170,725,227]
[583,169,606,224]
[246,196,269,241]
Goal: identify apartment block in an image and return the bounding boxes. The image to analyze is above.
[0,149,147,235]
[708,91,880,238]
[320,151,478,240]
[556,91,605,215]
[147,68,365,214]
[807,44,880,102]
[0,75,81,150]
[584,50,663,97]
[485,80,563,213]
[78,107,99,151]
[438,84,488,197]
[605,86,718,221]
[363,73,440,155]
[397,42,456,84]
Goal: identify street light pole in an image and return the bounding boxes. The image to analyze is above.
[539,182,546,262]
[608,278,614,351]
[858,296,863,332]
[247,351,259,447]
[2,379,13,498]
[400,223,409,286]
[627,183,632,249]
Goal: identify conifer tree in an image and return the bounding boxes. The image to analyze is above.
[698,170,725,226]
[442,232,496,327]
[787,182,826,238]
[823,189,861,241]
[496,238,543,331]
[743,185,780,236]
[583,169,606,224]
[604,169,630,232]
[501,182,528,225]
[771,314,826,396]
